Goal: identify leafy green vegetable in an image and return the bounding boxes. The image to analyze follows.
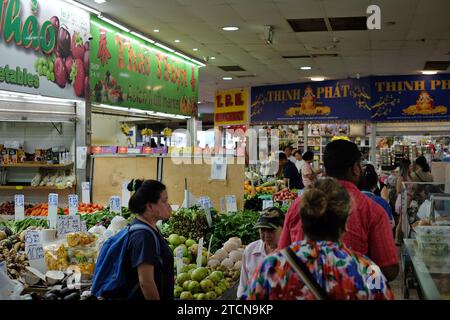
[0,218,49,234]
[210,210,260,252]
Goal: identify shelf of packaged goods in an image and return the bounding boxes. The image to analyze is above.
[0,162,74,168]
[0,185,74,191]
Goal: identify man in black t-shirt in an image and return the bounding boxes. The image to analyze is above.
[279,152,304,189]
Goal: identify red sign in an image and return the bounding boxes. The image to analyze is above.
[92,146,102,154]
[142,147,152,154]
[118,147,128,154]
[215,111,245,122]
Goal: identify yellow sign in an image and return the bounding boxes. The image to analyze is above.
[214,88,249,126]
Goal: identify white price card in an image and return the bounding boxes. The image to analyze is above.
[211,156,227,180]
[196,237,204,268]
[81,182,90,204]
[81,221,87,233]
[48,193,58,228]
[110,196,121,214]
[198,196,212,210]
[204,202,213,228]
[25,230,47,273]
[176,248,184,275]
[225,195,238,213]
[68,194,78,216]
[57,215,81,237]
[122,181,131,208]
[262,200,274,210]
[298,189,304,197]
[220,198,225,213]
[14,194,25,221]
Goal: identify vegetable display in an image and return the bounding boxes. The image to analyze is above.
[0,202,33,215]
[272,188,298,202]
[0,218,49,234]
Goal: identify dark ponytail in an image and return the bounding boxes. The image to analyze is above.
[361,164,378,191]
[415,156,430,173]
[127,179,166,214]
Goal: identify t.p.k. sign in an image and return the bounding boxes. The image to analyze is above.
[214,88,249,126]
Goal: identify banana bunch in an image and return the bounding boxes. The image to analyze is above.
[141,128,153,136]
[120,123,130,135]
[163,127,173,137]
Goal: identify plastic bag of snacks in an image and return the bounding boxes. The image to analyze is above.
[66,232,97,247]
[44,243,69,271]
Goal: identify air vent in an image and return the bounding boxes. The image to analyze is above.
[236,75,256,78]
[328,16,367,31]
[218,66,246,72]
[287,18,327,32]
[424,61,450,71]
[311,53,339,58]
[282,55,311,59]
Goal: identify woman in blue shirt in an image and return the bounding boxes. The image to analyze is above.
[361,164,395,228]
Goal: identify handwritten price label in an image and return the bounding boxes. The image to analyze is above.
[48,193,58,228]
[225,195,237,213]
[57,215,81,237]
[110,196,121,214]
[68,194,78,216]
[14,194,25,221]
[26,245,44,261]
[262,200,274,210]
[81,182,90,203]
[25,230,46,272]
[25,230,41,246]
[197,237,204,268]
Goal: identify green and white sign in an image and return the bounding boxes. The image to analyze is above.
[0,0,90,98]
[90,16,199,116]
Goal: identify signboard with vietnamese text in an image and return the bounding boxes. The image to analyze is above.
[214,88,249,126]
[0,0,90,98]
[89,16,199,116]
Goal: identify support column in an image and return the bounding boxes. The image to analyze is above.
[370,123,377,166]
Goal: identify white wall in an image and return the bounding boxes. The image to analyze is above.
[91,113,137,146]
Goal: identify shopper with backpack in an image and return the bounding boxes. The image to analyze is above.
[92,179,174,300]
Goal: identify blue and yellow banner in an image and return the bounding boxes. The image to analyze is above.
[250,74,450,123]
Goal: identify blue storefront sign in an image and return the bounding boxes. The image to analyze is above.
[250,74,450,123]
[370,74,450,122]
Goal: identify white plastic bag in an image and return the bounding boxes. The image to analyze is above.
[107,216,128,234]
[0,263,31,300]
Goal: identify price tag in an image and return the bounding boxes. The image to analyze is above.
[297,189,304,197]
[176,248,184,275]
[110,196,121,214]
[207,235,213,261]
[68,194,78,216]
[57,215,81,237]
[282,200,289,207]
[196,237,204,268]
[25,230,47,273]
[81,182,90,204]
[225,195,237,213]
[262,200,274,210]
[220,198,225,213]
[81,221,87,233]
[14,194,25,221]
[48,193,58,228]
[198,196,212,210]
[122,181,131,208]
[204,202,213,228]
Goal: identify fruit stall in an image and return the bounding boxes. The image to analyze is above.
[0,202,260,300]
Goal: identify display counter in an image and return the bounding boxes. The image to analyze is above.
[403,239,450,300]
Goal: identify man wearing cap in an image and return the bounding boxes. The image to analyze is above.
[237,207,284,299]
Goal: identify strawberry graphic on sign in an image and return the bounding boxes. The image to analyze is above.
[98,30,111,65]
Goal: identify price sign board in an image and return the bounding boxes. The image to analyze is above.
[57,215,81,237]
[14,194,25,221]
[110,196,121,214]
[68,194,78,216]
[225,195,238,213]
[48,193,58,228]
[196,237,204,268]
[82,182,90,203]
[25,230,47,273]
[262,200,274,210]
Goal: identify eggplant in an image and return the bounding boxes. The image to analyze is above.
[60,287,77,297]
[43,293,58,300]
[63,292,80,300]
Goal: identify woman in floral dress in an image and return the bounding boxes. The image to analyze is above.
[243,177,394,300]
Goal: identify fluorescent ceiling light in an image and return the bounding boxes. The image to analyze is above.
[153,29,160,33]
[99,16,130,32]
[93,104,191,120]
[64,0,100,15]
[300,66,312,70]
[193,48,198,51]
[311,77,325,81]
[94,0,106,3]
[223,77,233,80]
[421,71,438,75]
[155,42,175,53]
[174,39,181,43]
[222,26,239,31]
[210,56,216,60]
[130,31,155,44]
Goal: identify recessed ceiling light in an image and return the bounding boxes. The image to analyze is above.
[193,48,198,51]
[174,39,180,43]
[421,70,438,75]
[210,56,216,60]
[153,29,160,33]
[222,26,239,31]
[94,0,107,3]
[197,101,202,104]
[311,77,325,81]
[223,77,233,80]
[300,66,312,70]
